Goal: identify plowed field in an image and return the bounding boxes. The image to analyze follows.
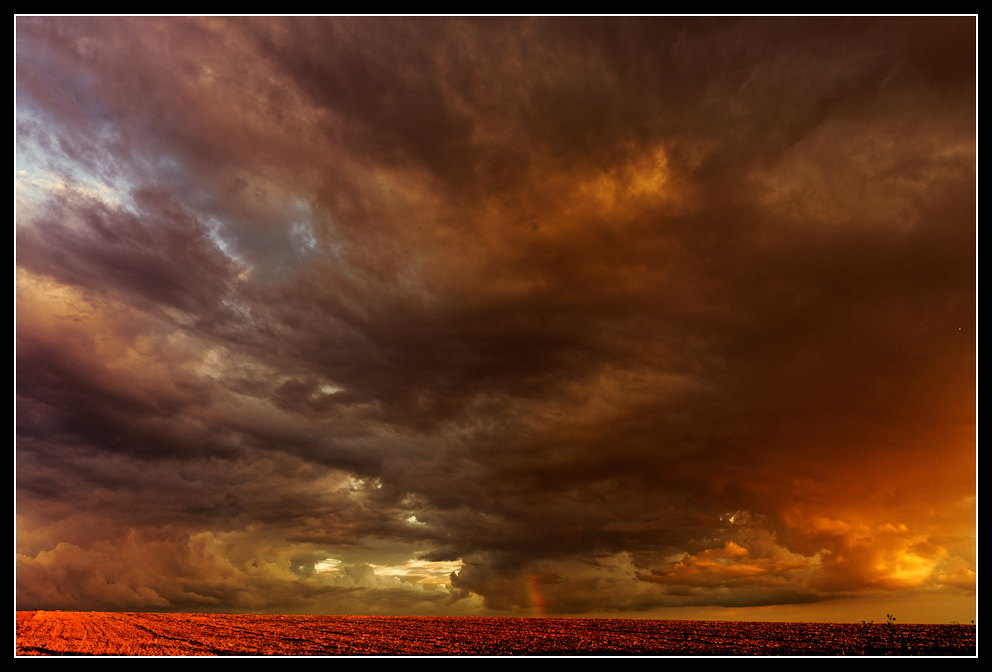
[15,611,975,656]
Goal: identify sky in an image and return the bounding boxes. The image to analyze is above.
[15,17,976,623]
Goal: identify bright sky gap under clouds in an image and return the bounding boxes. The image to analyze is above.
[15,17,975,623]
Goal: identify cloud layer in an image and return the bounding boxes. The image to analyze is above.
[16,17,975,621]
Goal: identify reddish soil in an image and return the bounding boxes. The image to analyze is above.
[15,611,975,656]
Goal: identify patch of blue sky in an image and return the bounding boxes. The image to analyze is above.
[288,198,320,258]
[18,71,345,285]
[16,102,141,217]
[208,194,351,282]
[15,150,135,224]
[202,214,250,270]
[16,48,133,170]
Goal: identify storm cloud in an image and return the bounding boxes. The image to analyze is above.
[16,17,975,622]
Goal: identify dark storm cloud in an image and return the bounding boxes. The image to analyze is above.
[17,189,236,316]
[17,17,974,617]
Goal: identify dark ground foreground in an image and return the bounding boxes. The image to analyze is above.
[15,611,976,656]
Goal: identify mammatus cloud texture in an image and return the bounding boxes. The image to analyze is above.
[16,17,975,621]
